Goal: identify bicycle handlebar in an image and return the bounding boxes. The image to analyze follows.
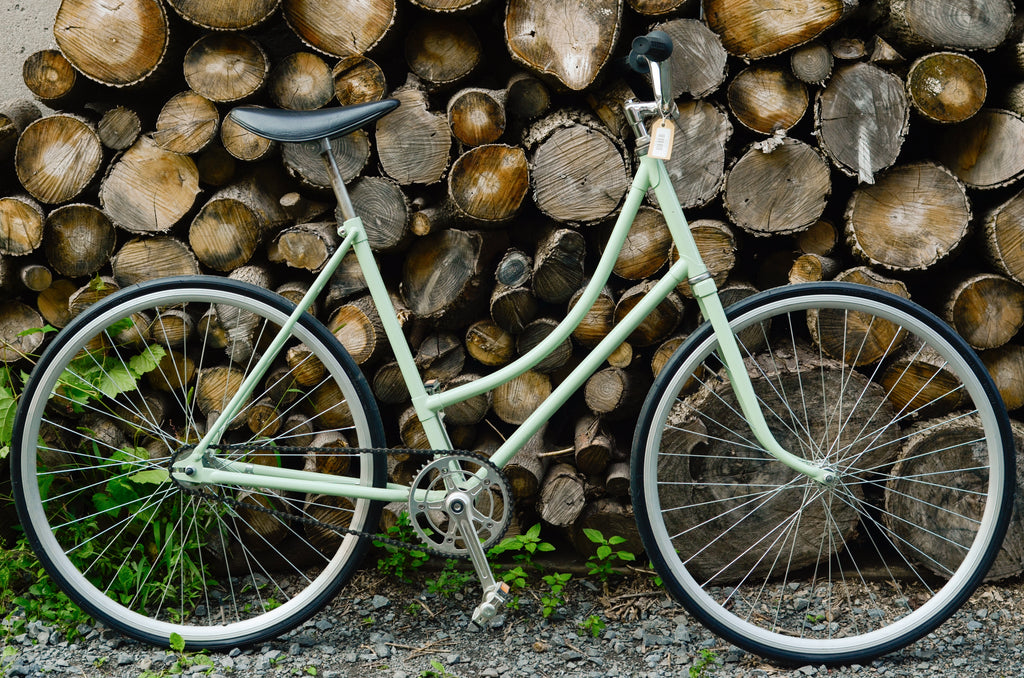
[627,30,674,120]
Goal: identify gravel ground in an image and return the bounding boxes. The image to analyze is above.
[3,568,1023,678]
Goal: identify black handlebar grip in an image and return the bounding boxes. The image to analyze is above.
[628,30,673,74]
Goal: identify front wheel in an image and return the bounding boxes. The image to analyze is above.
[11,276,387,649]
[632,283,1015,665]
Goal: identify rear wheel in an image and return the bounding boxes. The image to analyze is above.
[632,283,1014,664]
[12,276,386,649]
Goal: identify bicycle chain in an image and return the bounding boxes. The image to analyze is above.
[169,444,512,562]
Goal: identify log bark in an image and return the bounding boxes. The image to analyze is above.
[54,0,169,87]
[537,463,586,527]
[844,162,970,271]
[788,253,840,284]
[269,52,335,110]
[727,65,809,135]
[568,286,616,349]
[110,237,201,287]
[284,0,397,58]
[615,281,685,348]
[527,110,629,224]
[943,273,1024,351]
[573,413,613,475]
[100,135,201,234]
[584,365,648,419]
[333,56,387,106]
[724,138,830,237]
[533,227,586,304]
[814,62,909,183]
[154,91,220,155]
[376,77,452,186]
[702,0,857,59]
[982,188,1024,285]
[936,109,1024,190]
[43,203,117,278]
[15,114,104,205]
[184,33,269,104]
[489,281,538,335]
[0,196,44,257]
[517,318,573,374]
[36,279,80,330]
[326,295,387,366]
[504,425,549,499]
[504,0,623,91]
[906,52,986,124]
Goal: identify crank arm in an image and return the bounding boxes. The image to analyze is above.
[444,491,510,628]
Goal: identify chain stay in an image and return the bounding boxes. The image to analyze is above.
[170,444,509,561]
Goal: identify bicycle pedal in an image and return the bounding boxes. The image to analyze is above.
[470,582,510,629]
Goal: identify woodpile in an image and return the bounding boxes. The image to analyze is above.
[4,0,1024,567]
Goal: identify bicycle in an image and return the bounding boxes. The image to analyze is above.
[10,31,1015,665]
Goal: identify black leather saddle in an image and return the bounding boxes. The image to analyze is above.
[228,99,400,143]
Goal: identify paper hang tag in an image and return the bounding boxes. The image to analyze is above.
[648,118,675,160]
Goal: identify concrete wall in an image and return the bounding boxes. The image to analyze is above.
[1,0,62,104]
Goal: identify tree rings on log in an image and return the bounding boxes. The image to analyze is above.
[376,79,452,185]
[906,52,986,124]
[184,33,270,104]
[944,273,1024,351]
[727,65,808,135]
[504,0,623,91]
[110,237,201,287]
[657,100,731,210]
[0,301,45,363]
[167,0,281,31]
[100,135,201,235]
[448,144,529,226]
[703,0,855,60]
[284,0,397,58]
[983,188,1024,285]
[0,196,44,257]
[405,17,482,89]
[527,110,629,224]
[936,109,1024,190]
[333,56,387,106]
[269,52,335,110]
[844,162,970,271]
[885,0,1014,52]
[814,62,909,184]
[724,138,830,237]
[54,0,169,87]
[655,18,728,100]
[154,91,220,155]
[15,114,104,205]
[43,203,117,278]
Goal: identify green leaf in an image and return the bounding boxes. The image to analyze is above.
[596,544,612,560]
[582,528,604,544]
[617,551,636,561]
[169,632,185,652]
[608,535,626,545]
[536,542,556,552]
[97,364,138,398]
[129,469,169,485]
[17,325,57,337]
[129,345,167,377]
[526,523,541,539]
[0,395,16,446]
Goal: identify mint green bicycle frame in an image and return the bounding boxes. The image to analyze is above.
[176,153,832,501]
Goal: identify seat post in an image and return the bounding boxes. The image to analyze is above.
[319,137,357,223]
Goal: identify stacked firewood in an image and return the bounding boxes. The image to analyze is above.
[4,0,1024,565]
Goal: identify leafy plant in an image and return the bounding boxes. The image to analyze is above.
[373,512,429,583]
[578,614,606,638]
[582,528,636,581]
[487,523,555,571]
[689,648,719,678]
[539,571,572,618]
[426,559,473,598]
[419,659,458,678]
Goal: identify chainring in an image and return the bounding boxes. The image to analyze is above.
[408,453,513,557]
